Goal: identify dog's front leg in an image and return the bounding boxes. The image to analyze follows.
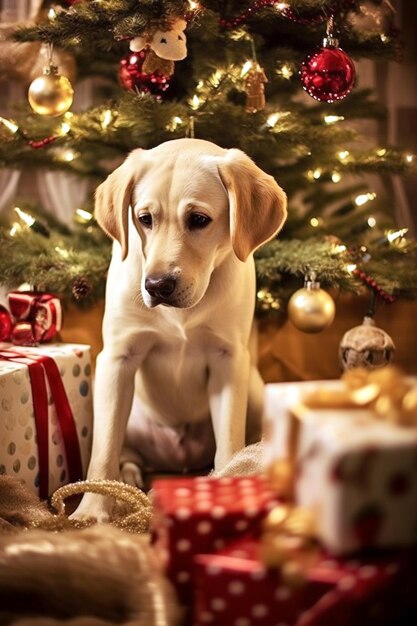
[208,346,250,471]
[71,346,141,522]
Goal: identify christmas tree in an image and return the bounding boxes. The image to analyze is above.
[0,0,416,338]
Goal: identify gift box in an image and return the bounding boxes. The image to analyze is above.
[0,343,93,498]
[151,475,280,610]
[194,536,417,626]
[263,372,417,554]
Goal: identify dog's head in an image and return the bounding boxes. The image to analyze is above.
[95,139,287,309]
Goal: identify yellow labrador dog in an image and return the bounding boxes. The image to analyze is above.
[73,138,286,521]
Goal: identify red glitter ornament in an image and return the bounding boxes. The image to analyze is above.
[300,16,355,103]
[300,44,355,102]
[0,305,12,342]
[118,50,171,97]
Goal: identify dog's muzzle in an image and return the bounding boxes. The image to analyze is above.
[145,275,177,305]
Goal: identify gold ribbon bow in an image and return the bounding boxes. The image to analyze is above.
[303,366,417,427]
[259,504,318,587]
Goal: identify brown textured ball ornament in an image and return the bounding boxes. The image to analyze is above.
[339,316,395,371]
[288,277,335,333]
[28,66,73,117]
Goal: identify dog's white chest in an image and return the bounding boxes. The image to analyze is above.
[133,326,220,426]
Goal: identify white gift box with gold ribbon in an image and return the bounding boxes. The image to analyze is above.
[263,370,417,554]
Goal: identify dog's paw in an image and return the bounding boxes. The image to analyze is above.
[69,493,113,524]
[120,461,145,489]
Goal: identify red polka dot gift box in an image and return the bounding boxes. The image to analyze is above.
[151,475,280,614]
[194,537,417,626]
[0,343,92,499]
[263,377,417,554]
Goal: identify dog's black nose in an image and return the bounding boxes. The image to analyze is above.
[145,275,176,299]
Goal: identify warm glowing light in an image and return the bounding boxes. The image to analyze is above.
[102,109,113,129]
[64,112,73,120]
[240,60,253,77]
[266,112,281,128]
[188,0,199,10]
[0,116,19,134]
[48,7,56,20]
[60,122,71,135]
[310,217,320,227]
[380,33,388,43]
[376,148,386,156]
[15,207,35,227]
[331,171,342,183]
[347,263,357,273]
[276,64,293,79]
[275,2,289,10]
[210,69,224,86]
[307,168,323,181]
[338,150,350,161]
[196,80,204,90]
[130,55,138,64]
[367,216,377,228]
[63,150,75,162]
[355,192,376,206]
[229,29,248,41]
[406,154,414,163]
[76,208,93,222]
[189,95,202,110]
[324,114,345,124]
[167,115,183,131]
[10,222,22,237]
[334,244,347,254]
[55,246,69,259]
[387,228,408,243]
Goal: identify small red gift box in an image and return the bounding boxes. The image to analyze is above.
[8,291,62,346]
[194,537,417,626]
[151,475,280,610]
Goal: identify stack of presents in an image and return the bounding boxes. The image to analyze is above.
[1,292,417,625]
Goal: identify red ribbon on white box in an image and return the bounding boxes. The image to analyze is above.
[0,348,83,499]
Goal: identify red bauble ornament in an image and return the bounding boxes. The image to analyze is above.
[118,50,171,97]
[300,43,356,103]
[0,305,12,342]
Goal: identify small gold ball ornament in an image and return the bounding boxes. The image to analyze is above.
[288,275,335,333]
[28,65,73,117]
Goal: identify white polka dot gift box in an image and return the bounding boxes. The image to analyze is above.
[0,343,93,498]
[263,369,417,555]
[194,536,417,626]
[151,475,280,622]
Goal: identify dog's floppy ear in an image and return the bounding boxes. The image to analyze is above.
[94,149,143,261]
[217,149,287,262]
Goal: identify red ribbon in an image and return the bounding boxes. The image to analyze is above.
[0,349,83,499]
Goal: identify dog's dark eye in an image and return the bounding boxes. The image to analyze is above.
[160,38,167,44]
[138,214,152,228]
[188,213,212,230]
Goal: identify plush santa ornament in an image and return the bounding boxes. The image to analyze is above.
[129,17,187,76]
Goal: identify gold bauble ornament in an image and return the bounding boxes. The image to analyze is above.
[288,276,335,333]
[28,65,73,117]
